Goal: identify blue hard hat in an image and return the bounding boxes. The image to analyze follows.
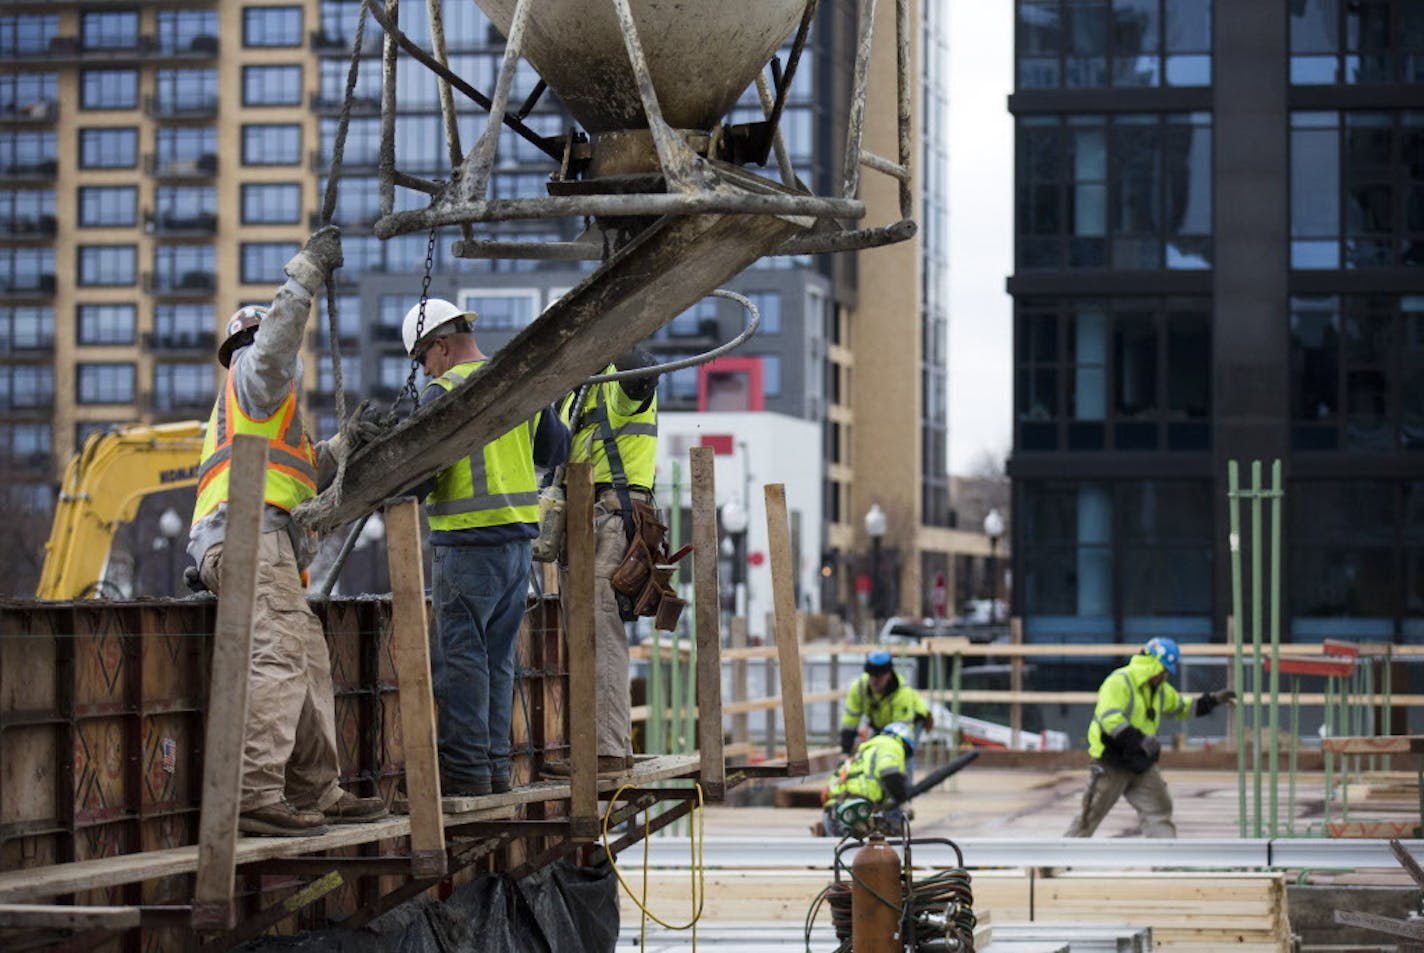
[865,650,893,675]
[1142,637,1180,675]
[882,721,916,754]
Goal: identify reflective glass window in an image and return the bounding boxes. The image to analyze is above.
[241,242,299,284]
[80,70,137,110]
[78,245,136,287]
[243,7,303,47]
[242,124,302,166]
[79,127,137,169]
[77,303,136,345]
[241,183,302,224]
[76,363,135,404]
[78,186,136,228]
[242,65,303,106]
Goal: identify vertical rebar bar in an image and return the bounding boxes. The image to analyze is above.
[1268,459,1282,837]
[839,0,879,201]
[1250,459,1264,839]
[379,0,399,216]
[1228,460,1247,838]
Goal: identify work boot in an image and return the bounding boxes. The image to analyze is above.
[442,777,492,798]
[322,790,389,824]
[239,799,329,837]
[540,755,632,777]
[491,777,512,794]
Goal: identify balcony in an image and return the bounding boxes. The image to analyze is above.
[144,210,217,237]
[153,35,219,60]
[143,270,215,297]
[0,100,57,125]
[145,153,218,180]
[144,330,216,352]
[0,159,57,182]
[309,30,382,56]
[310,92,380,116]
[0,273,55,298]
[308,329,362,351]
[3,451,53,477]
[143,94,218,122]
[371,325,404,344]
[0,215,57,240]
[147,392,212,415]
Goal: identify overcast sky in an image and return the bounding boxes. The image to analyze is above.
[945,2,1014,475]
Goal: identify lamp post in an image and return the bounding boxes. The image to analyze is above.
[721,496,749,620]
[157,507,184,595]
[864,503,887,632]
[983,507,1004,626]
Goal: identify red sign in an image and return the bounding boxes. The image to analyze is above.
[854,573,872,595]
[932,572,947,618]
[699,434,735,455]
[747,551,765,567]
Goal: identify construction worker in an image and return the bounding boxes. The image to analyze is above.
[839,649,934,756]
[189,226,388,836]
[543,347,661,778]
[1064,636,1236,838]
[402,298,569,797]
[821,721,916,837]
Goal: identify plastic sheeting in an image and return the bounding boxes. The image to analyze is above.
[238,861,619,953]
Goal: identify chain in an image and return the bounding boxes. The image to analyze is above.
[393,224,440,414]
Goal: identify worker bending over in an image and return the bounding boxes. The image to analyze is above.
[1065,637,1235,838]
[820,722,916,837]
[403,298,568,797]
[189,226,387,836]
[840,649,933,756]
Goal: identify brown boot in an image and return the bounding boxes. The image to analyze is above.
[322,790,389,824]
[239,799,329,837]
[541,755,632,778]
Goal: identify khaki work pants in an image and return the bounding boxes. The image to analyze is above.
[200,530,342,813]
[1063,759,1176,838]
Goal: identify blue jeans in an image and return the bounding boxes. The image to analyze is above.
[430,540,530,786]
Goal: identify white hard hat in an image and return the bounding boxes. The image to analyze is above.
[401,297,476,356]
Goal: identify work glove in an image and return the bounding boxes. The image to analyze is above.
[285,225,344,293]
[1140,735,1162,764]
[1193,689,1238,717]
[340,399,389,454]
[839,728,858,757]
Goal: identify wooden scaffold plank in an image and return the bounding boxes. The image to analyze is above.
[0,904,140,930]
[764,483,808,773]
[690,447,725,798]
[192,434,268,931]
[564,462,599,839]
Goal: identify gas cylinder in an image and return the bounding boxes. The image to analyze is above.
[850,831,903,953]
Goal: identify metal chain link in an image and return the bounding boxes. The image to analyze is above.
[393,224,440,414]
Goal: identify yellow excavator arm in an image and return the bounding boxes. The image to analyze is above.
[36,421,206,600]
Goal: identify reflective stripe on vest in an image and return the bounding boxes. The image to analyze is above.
[562,374,657,487]
[424,361,540,530]
[192,373,317,524]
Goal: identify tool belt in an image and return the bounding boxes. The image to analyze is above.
[609,500,689,630]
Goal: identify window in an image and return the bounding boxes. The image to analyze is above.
[154,303,215,348]
[244,7,303,47]
[241,242,299,284]
[1018,112,1213,270]
[154,127,217,174]
[379,355,412,391]
[1017,0,1211,89]
[153,362,214,412]
[1015,296,1210,452]
[0,130,55,175]
[760,354,782,397]
[745,291,782,334]
[77,303,136,346]
[0,306,53,352]
[319,356,361,394]
[153,245,216,292]
[153,186,217,228]
[81,11,137,50]
[378,294,408,337]
[0,248,54,293]
[1,73,56,116]
[1290,294,1424,452]
[155,9,217,55]
[457,291,540,331]
[315,294,361,347]
[154,69,218,115]
[242,65,303,107]
[77,363,135,405]
[5,423,51,459]
[0,365,53,410]
[658,298,719,339]
[80,70,138,110]
[78,186,137,228]
[322,117,381,167]
[241,183,302,224]
[79,128,137,169]
[319,175,384,226]
[1290,0,1424,85]
[318,57,381,109]
[242,124,302,166]
[0,189,54,233]
[1290,111,1424,269]
[0,15,58,55]
[78,245,136,287]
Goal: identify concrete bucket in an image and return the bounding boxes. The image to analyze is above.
[473,0,807,134]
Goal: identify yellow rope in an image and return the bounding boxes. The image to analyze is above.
[601,782,706,949]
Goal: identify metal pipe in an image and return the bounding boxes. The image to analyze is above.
[1250,459,1263,839]
[378,0,399,217]
[648,626,664,754]
[755,74,798,189]
[454,0,532,203]
[425,0,464,175]
[1322,674,1334,830]
[317,514,371,599]
[893,0,913,220]
[1288,673,1299,836]
[840,0,879,202]
[1227,460,1246,838]
[1268,459,1282,837]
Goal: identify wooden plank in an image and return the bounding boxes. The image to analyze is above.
[1327,820,1421,838]
[192,434,267,931]
[1323,736,1424,754]
[690,447,724,798]
[730,616,748,746]
[384,498,446,878]
[0,904,140,930]
[564,462,598,839]
[1010,616,1023,750]
[763,484,807,772]
[1390,837,1424,890]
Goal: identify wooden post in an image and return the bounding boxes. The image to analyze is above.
[565,462,599,839]
[1010,616,1024,751]
[385,498,446,877]
[731,617,748,747]
[764,484,808,772]
[193,434,267,930]
[763,639,776,760]
[828,649,841,743]
[690,448,725,797]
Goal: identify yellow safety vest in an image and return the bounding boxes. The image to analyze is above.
[562,374,657,488]
[425,361,541,531]
[1087,654,1193,759]
[828,734,908,804]
[193,373,317,524]
[840,673,931,732]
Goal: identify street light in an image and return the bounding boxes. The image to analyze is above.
[158,507,184,595]
[983,507,1004,625]
[864,503,887,628]
[721,496,749,620]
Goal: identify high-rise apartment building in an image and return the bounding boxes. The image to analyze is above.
[1,0,961,609]
[1009,1,1423,680]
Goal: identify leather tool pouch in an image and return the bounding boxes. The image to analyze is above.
[610,501,689,629]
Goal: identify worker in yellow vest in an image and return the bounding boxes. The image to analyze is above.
[401,298,569,797]
[821,722,915,837]
[840,650,934,755]
[542,348,662,778]
[189,226,387,837]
